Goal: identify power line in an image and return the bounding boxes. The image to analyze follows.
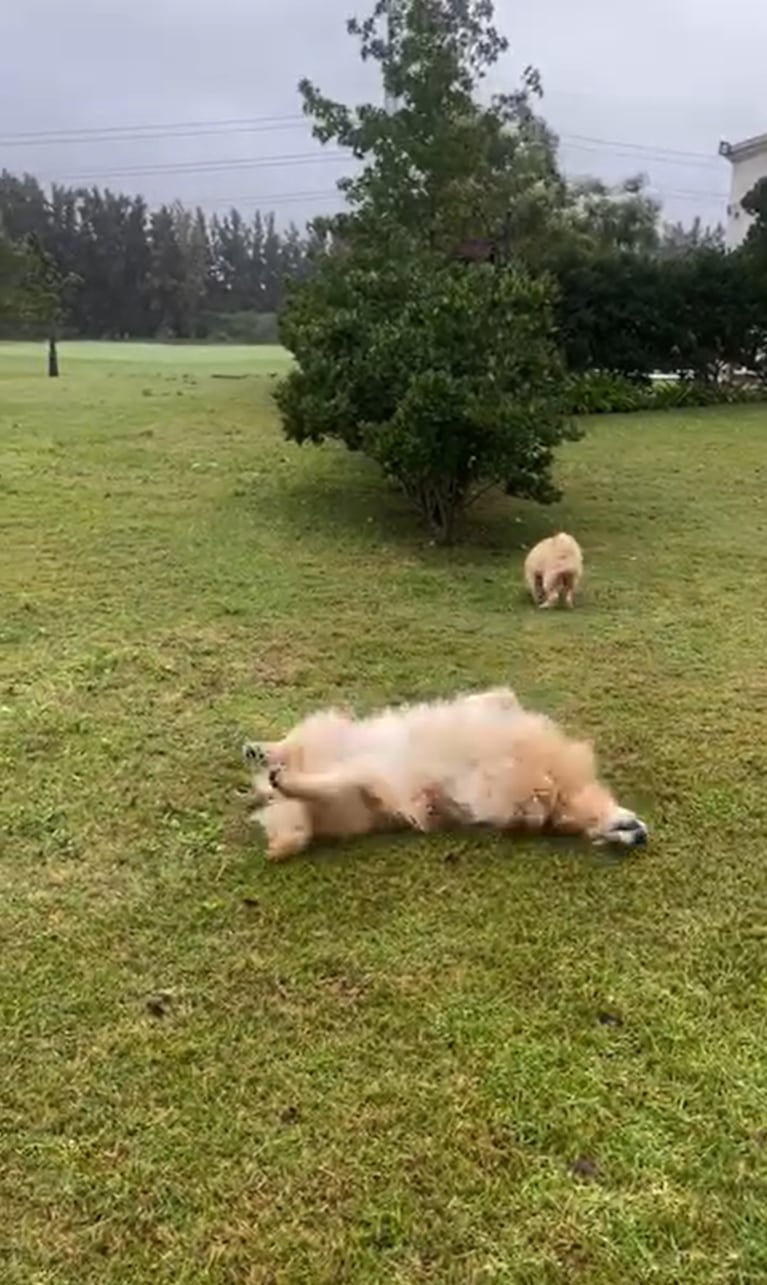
[561,139,722,171]
[190,184,724,214]
[198,189,343,209]
[42,150,727,190]
[46,151,349,184]
[1,117,726,208]
[0,113,304,145]
[0,120,308,149]
[644,187,726,202]
[560,133,719,163]
[0,114,726,170]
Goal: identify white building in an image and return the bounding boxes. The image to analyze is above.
[719,132,767,249]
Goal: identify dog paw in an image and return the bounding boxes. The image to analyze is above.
[242,741,268,768]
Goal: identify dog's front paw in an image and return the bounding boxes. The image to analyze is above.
[242,741,268,769]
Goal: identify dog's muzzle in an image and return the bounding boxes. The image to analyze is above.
[596,810,649,850]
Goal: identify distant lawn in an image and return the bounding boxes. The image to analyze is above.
[0,338,290,375]
[1,344,767,1284]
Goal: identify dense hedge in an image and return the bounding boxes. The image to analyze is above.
[566,370,767,416]
[554,248,767,384]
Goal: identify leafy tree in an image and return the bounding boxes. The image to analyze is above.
[740,177,767,270]
[0,226,29,322]
[147,205,187,336]
[561,175,661,255]
[0,171,49,242]
[280,251,573,541]
[660,215,724,258]
[171,203,211,338]
[209,210,253,312]
[277,0,575,541]
[16,235,79,375]
[261,213,283,312]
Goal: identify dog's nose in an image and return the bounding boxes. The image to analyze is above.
[619,817,648,848]
[605,814,648,849]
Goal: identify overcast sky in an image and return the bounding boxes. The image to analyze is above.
[2,0,765,229]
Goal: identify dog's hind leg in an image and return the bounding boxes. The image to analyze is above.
[529,572,545,605]
[271,763,414,824]
[540,571,563,609]
[560,570,576,608]
[255,798,313,860]
[270,764,360,802]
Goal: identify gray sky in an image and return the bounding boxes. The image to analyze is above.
[2,0,765,229]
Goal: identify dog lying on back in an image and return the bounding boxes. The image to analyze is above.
[524,532,583,608]
[242,687,647,861]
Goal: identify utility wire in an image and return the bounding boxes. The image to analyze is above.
[0,114,305,145]
[1,116,725,169]
[45,152,348,184]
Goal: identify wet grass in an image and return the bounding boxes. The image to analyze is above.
[1,341,766,1283]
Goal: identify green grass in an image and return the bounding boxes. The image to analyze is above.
[2,339,767,1284]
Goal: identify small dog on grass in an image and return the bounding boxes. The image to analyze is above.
[524,532,583,608]
[241,687,647,861]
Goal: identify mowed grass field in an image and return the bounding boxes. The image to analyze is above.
[2,339,767,1284]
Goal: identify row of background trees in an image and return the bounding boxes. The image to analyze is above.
[0,171,324,340]
[0,162,754,355]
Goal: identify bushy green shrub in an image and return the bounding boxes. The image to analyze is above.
[278,254,577,542]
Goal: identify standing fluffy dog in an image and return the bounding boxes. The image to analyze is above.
[524,532,583,608]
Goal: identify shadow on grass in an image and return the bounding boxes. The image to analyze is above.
[233,447,573,566]
[233,820,638,886]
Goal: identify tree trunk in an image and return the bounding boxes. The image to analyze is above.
[48,334,59,378]
[401,475,464,545]
[423,482,459,545]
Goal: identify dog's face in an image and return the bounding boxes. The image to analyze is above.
[555,782,648,849]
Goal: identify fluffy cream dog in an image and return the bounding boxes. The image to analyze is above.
[242,687,647,860]
[524,532,583,608]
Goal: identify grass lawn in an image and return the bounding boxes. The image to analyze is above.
[2,340,767,1284]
